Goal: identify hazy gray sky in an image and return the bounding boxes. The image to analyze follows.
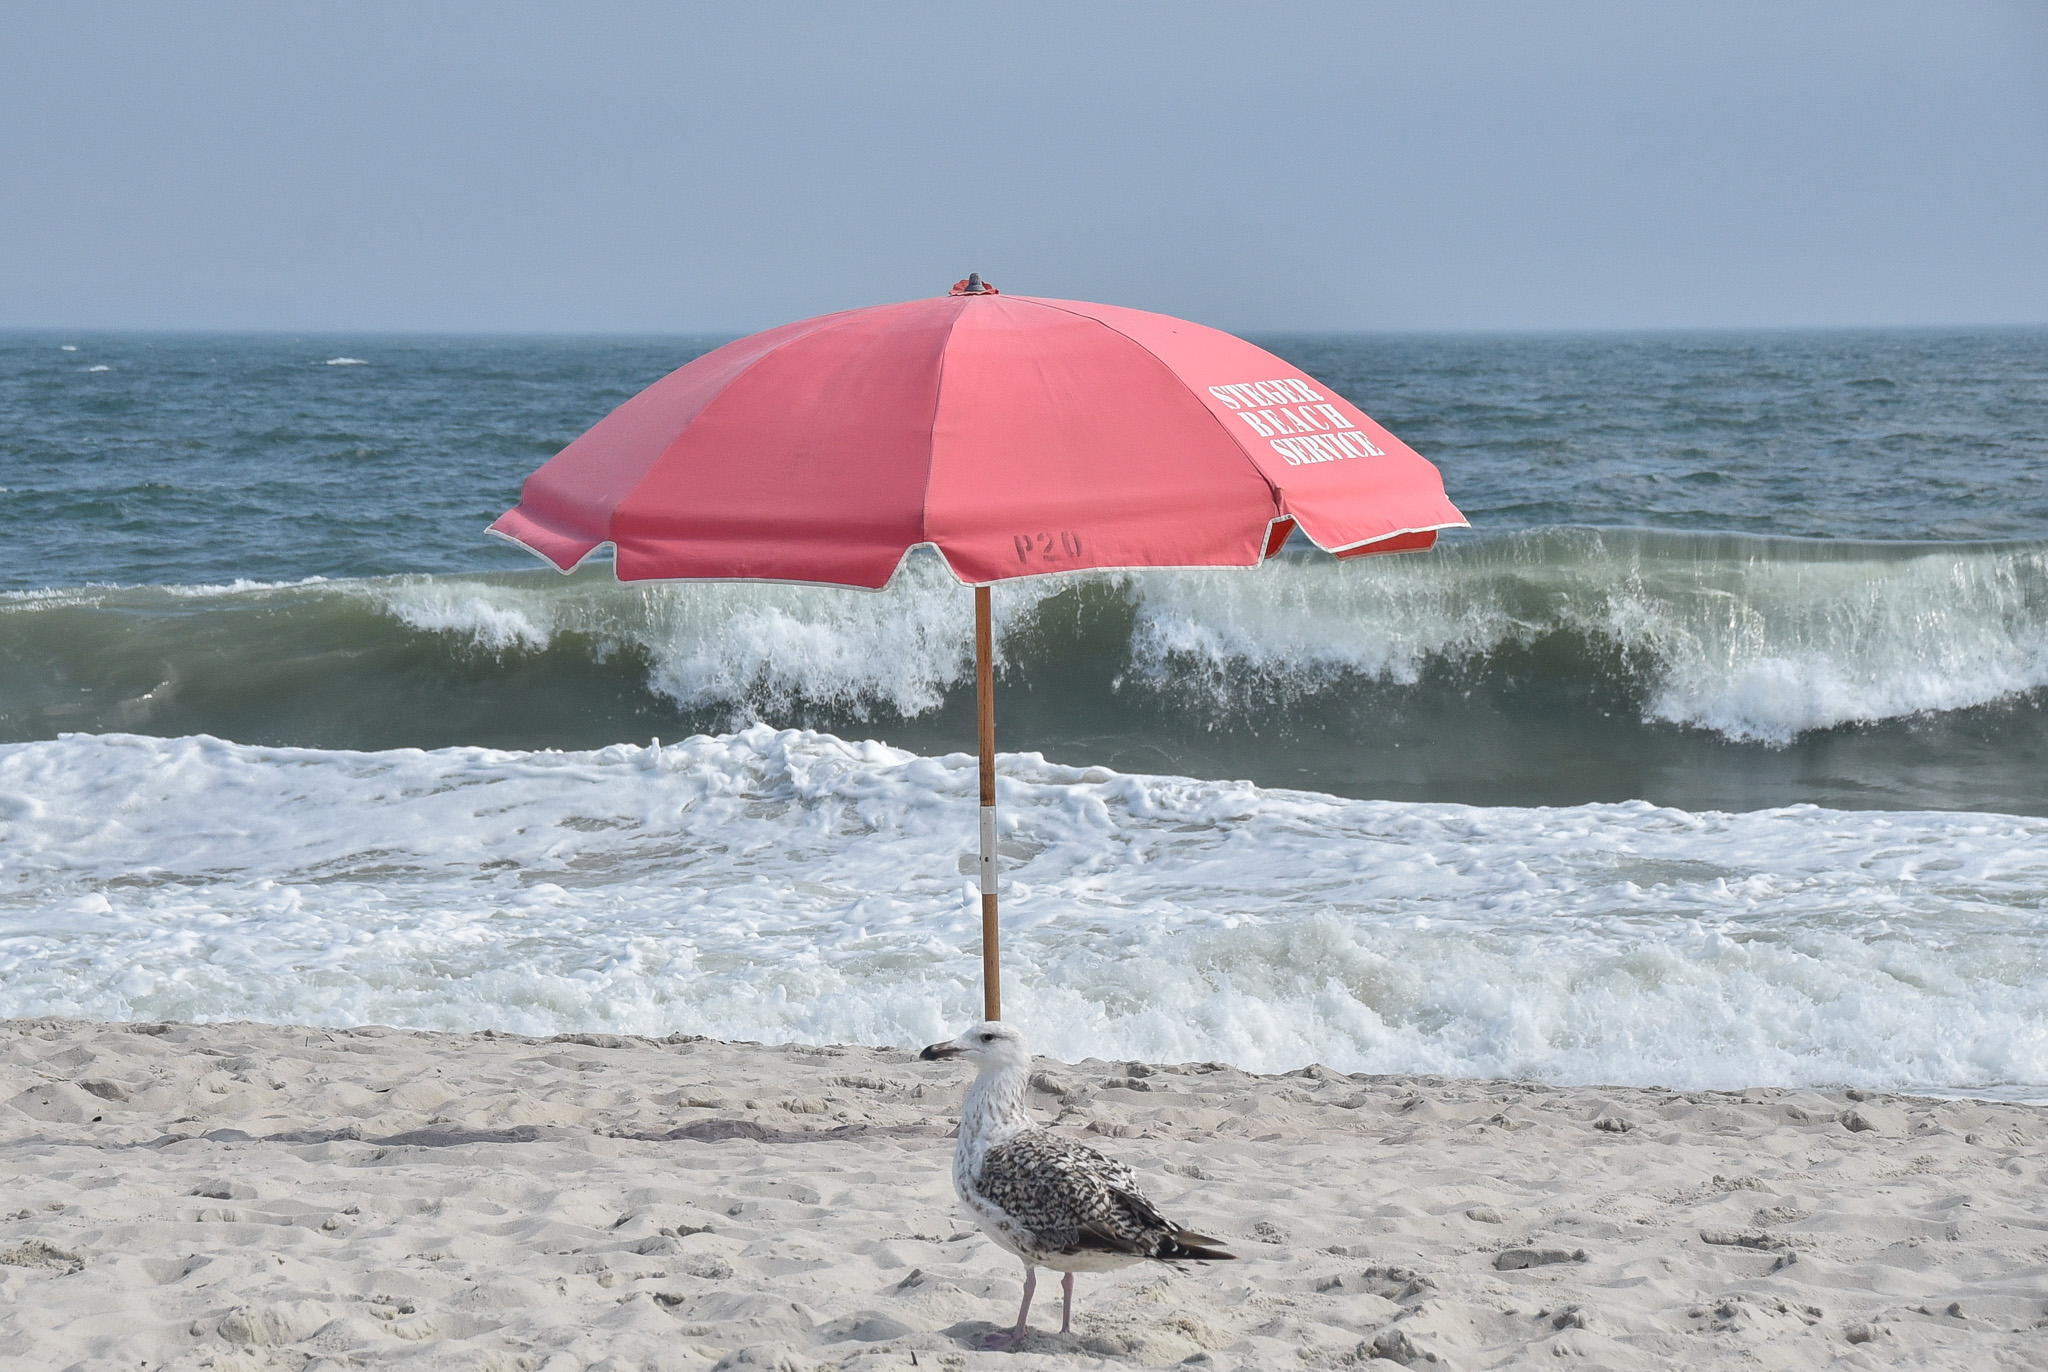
[3,2,2043,333]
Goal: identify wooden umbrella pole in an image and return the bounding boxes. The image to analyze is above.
[975,585,1000,1021]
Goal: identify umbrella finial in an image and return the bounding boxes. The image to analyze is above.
[950,273,999,296]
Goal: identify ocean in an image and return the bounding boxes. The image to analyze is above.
[3,328,2046,1096]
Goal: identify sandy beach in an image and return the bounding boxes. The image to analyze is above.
[1,1019,2042,1370]
[11,7,2048,1371]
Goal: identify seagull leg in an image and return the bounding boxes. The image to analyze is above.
[1060,1271,1075,1334]
[983,1265,1036,1350]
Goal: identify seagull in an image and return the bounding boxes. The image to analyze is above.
[920,1021,1236,1349]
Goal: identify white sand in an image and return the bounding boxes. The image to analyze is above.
[2,1018,2043,1370]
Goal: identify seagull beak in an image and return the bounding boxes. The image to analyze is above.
[920,1041,964,1060]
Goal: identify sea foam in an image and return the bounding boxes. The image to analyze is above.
[3,728,2043,1094]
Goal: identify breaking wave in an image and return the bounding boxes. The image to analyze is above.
[5,529,2047,810]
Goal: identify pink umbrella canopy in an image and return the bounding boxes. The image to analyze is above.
[492,276,1466,1021]
[491,277,1466,587]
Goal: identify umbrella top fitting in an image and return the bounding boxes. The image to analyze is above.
[491,277,1466,589]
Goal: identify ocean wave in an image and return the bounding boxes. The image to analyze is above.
[1,728,2043,1092]
[369,529,2048,745]
[5,530,2047,772]
[0,576,337,605]
[378,558,983,719]
[1122,529,2048,744]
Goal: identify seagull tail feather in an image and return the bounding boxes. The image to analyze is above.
[1156,1228,1237,1262]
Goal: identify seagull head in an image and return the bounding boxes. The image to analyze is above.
[920,1020,1031,1074]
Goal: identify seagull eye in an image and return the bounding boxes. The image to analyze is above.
[980,1033,994,1042]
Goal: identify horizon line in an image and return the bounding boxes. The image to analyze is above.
[4,319,2046,341]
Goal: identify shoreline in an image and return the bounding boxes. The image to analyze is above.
[4,1017,2044,1369]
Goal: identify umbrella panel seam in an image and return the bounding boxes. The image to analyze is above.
[918,299,970,555]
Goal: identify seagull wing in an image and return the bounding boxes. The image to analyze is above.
[975,1130,1236,1262]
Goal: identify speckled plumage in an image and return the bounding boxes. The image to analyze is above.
[923,1021,1234,1347]
[973,1130,1203,1263]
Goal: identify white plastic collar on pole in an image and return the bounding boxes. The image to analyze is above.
[978,804,998,895]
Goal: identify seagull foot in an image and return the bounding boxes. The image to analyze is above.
[984,1265,1036,1349]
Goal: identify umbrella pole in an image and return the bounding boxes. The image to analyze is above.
[975,585,1001,1021]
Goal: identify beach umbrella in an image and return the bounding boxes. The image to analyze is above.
[491,275,1466,1021]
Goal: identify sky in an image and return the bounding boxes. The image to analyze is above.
[2,2,2044,334]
